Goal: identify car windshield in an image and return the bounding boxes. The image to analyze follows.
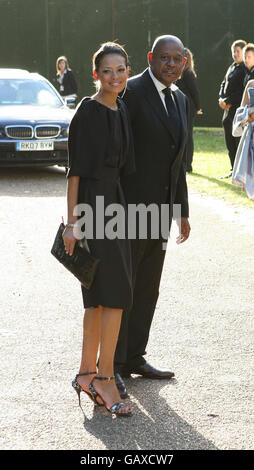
[0,79,63,107]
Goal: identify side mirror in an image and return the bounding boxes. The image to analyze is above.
[64,96,76,108]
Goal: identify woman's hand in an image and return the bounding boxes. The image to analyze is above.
[62,227,77,256]
[197,109,203,115]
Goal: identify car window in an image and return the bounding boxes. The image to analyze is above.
[0,79,63,107]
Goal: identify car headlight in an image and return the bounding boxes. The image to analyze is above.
[61,126,69,137]
[0,127,6,137]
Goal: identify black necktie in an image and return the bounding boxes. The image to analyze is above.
[162,87,181,145]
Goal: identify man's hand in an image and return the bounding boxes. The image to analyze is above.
[218,98,231,110]
[176,217,191,244]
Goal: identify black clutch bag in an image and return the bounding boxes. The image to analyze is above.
[51,222,100,290]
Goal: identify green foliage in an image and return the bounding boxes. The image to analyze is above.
[1,0,254,126]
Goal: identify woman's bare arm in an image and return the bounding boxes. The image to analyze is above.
[62,175,80,255]
[66,175,80,223]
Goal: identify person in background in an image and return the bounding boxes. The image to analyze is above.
[175,47,202,172]
[56,55,78,106]
[218,39,246,178]
[243,43,254,88]
[231,79,254,199]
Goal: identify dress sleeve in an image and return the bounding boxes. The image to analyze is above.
[119,99,136,177]
[66,100,107,178]
[232,106,249,137]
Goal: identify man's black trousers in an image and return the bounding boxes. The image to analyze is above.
[222,106,240,169]
[114,236,167,370]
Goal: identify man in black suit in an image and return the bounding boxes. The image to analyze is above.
[114,35,191,398]
[218,39,246,178]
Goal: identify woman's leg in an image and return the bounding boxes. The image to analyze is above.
[77,306,102,394]
[95,307,132,414]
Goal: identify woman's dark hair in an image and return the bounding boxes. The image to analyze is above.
[92,42,128,72]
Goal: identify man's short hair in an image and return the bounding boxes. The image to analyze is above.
[231,39,247,50]
[243,43,254,56]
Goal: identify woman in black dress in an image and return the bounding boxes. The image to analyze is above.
[176,48,202,172]
[62,43,135,417]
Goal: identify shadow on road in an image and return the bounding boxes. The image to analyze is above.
[0,166,66,197]
[191,171,246,198]
[79,378,217,450]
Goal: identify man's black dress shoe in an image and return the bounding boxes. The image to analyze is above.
[121,362,175,379]
[115,372,129,399]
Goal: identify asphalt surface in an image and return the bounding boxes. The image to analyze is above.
[0,166,254,450]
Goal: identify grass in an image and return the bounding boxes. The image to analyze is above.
[188,127,254,209]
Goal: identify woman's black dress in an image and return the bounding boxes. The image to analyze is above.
[67,97,135,311]
[176,69,201,172]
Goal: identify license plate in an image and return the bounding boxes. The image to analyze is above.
[16,141,54,151]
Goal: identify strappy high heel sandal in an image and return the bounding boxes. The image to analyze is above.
[89,376,133,417]
[72,371,103,407]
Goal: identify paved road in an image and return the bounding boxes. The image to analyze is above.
[0,166,254,450]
